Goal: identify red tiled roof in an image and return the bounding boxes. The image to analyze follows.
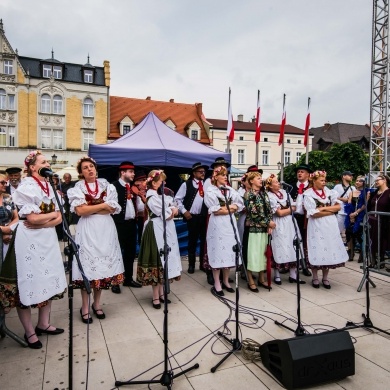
[207,118,305,135]
[110,96,210,143]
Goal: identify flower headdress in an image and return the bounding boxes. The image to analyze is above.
[240,173,247,183]
[309,170,327,180]
[212,166,224,180]
[24,150,42,167]
[146,169,164,183]
[265,173,275,188]
[76,156,97,167]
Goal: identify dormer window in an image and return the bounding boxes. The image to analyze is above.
[120,116,134,135]
[187,121,201,140]
[84,70,93,83]
[42,63,63,79]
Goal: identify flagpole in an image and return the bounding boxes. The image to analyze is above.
[305,97,311,164]
[227,87,231,153]
[255,90,260,166]
[279,93,286,182]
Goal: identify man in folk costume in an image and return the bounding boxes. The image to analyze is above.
[289,164,313,277]
[175,162,209,274]
[132,170,148,246]
[111,161,142,293]
[5,167,22,195]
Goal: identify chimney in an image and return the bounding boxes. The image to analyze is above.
[195,102,203,118]
[251,115,256,123]
[237,114,244,122]
[169,98,174,103]
[324,122,331,131]
[146,96,151,100]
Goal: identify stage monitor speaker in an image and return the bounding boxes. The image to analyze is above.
[260,330,355,389]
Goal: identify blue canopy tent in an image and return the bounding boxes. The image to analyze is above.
[89,111,230,168]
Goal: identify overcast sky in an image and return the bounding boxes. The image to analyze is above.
[2,0,372,128]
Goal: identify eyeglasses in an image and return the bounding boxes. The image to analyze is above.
[0,181,7,185]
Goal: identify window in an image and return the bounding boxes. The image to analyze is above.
[40,128,63,149]
[53,95,63,114]
[53,66,62,79]
[237,149,245,164]
[3,60,13,75]
[41,94,51,113]
[298,140,302,144]
[84,70,93,83]
[82,131,94,151]
[190,130,199,140]
[0,126,16,147]
[0,89,6,109]
[239,136,244,141]
[43,64,52,78]
[83,98,94,117]
[296,152,302,162]
[0,89,15,110]
[123,125,131,135]
[262,150,269,165]
[264,137,268,142]
[287,139,291,144]
[284,151,291,165]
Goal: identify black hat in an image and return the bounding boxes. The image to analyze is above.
[191,162,209,172]
[246,165,263,175]
[210,157,231,169]
[118,161,135,170]
[342,171,354,176]
[134,170,147,181]
[5,167,22,175]
[294,164,313,173]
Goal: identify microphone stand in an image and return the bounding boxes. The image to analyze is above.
[211,186,242,373]
[116,181,199,388]
[274,185,306,337]
[47,174,91,390]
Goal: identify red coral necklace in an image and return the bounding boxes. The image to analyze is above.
[85,180,99,197]
[313,188,326,199]
[273,190,283,199]
[31,175,50,196]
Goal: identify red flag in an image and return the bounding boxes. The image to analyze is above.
[255,90,261,143]
[304,97,311,147]
[278,94,286,146]
[227,88,234,142]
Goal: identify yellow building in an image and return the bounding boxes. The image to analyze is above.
[0,20,110,171]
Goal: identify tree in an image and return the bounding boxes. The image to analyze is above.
[282,143,369,183]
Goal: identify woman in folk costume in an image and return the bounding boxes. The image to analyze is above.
[204,166,244,296]
[68,157,124,323]
[244,171,276,292]
[266,174,305,285]
[303,170,347,289]
[1,151,67,349]
[137,170,182,309]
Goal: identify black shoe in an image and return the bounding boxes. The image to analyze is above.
[188,265,195,274]
[258,281,272,290]
[35,325,64,336]
[221,282,235,293]
[111,285,121,294]
[322,279,331,289]
[126,280,142,288]
[211,287,224,297]
[80,308,93,324]
[274,277,282,285]
[289,277,306,284]
[91,303,106,319]
[312,279,320,289]
[247,283,259,292]
[24,333,42,349]
[159,295,171,304]
[302,269,312,277]
[207,273,214,286]
[152,299,161,309]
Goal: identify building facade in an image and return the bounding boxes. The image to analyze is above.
[0,20,110,172]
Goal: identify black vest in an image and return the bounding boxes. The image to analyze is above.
[290,182,309,202]
[111,181,137,223]
[183,180,207,216]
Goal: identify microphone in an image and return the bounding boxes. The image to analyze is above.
[38,167,55,178]
[219,185,229,191]
[280,181,293,189]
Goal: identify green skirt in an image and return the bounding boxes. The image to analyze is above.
[247,232,268,272]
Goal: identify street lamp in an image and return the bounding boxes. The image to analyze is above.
[51,154,57,165]
[277,161,281,170]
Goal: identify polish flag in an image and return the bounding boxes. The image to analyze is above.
[227,88,234,142]
[304,98,311,147]
[278,94,286,146]
[255,90,261,143]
